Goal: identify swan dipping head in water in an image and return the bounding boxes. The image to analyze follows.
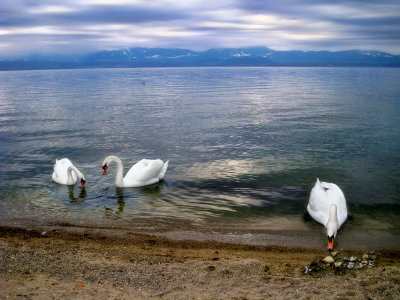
[52,158,86,188]
[307,178,348,251]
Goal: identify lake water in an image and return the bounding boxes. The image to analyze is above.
[1,67,399,248]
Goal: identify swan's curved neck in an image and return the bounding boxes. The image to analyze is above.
[327,204,339,236]
[67,165,80,185]
[106,156,124,187]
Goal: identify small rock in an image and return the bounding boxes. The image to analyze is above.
[361,260,368,264]
[334,261,342,268]
[304,266,309,274]
[347,263,355,270]
[349,256,357,262]
[362,254,369,260]
[331,251,338,257]
[41,231,47,237]
[323,256,335,264]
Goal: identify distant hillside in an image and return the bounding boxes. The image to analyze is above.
[1,47,400,70]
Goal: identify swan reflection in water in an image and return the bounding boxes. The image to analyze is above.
[103,183,166,219]
[104,187,126,219]
[68,185,86,203]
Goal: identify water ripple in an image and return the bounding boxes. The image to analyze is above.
[1,67,400,229]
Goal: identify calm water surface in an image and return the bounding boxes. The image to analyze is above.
[0,67,399,244]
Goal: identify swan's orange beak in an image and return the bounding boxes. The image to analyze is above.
[80,179,86,189]
[102,164,108,175]
[328,236,334,251]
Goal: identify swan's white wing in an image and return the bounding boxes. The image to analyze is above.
[124,159,165,186]
[307,182,330,226]
[52,158,77,184]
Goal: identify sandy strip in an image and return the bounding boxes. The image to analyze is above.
[1,225,399,299]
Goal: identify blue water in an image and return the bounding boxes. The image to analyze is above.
[0,67,399,234]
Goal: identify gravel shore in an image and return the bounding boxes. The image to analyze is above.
[1,225,399,299]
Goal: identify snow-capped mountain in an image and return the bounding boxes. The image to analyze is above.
[1,47,399,70]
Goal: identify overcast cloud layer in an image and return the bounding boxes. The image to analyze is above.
[1,0,400,57]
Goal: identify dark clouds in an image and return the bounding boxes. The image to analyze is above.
[0,2,189,27]
[1,0,399,57]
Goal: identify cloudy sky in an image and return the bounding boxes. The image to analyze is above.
[1,0,400,57]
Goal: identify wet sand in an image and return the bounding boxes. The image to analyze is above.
[1,225,400,299]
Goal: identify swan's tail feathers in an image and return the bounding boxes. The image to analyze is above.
[314,177,321,188]
[158,160,169,180]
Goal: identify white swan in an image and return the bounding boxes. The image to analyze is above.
[307,178,347,250]
[52,158,86,188]
[102,156,169,188]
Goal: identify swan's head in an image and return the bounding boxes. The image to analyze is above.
[327,234,335,251]
[102,157,110,175]
[327,224,337,251]
[102,163,108,175]
[74,170,86,189]
[77,172,86,189]
[103,164,108,175]
[102,156,121,176]
[102,156,116,175]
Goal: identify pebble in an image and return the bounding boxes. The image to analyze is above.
[323,256,335,264]
[206,266,215,271]
[349,256,357,262]
[331,251,338,257]
[334,261,342,268]
[347,263,355,270]
[362,254,369,260]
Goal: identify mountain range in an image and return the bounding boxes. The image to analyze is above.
[1,47,400,70]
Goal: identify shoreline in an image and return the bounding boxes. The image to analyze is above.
[1,225,400,299]
[2,213,400,251]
